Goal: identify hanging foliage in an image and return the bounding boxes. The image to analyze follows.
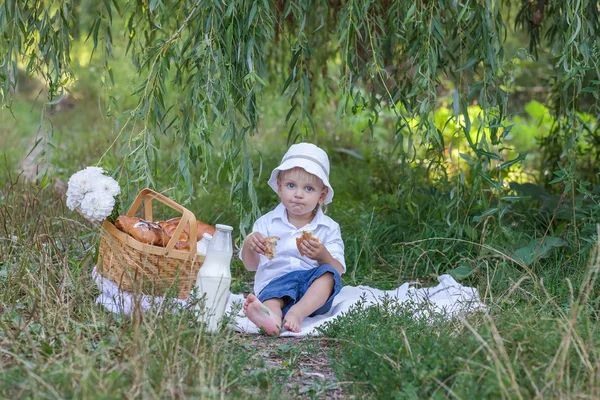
[1,0,599,225]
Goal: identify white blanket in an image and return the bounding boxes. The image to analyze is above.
[92,268,487,337]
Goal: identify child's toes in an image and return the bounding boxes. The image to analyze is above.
[283,317,301,332]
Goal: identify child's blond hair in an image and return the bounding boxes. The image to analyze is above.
[278,167,322,186]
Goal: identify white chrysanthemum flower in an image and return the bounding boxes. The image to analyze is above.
[66,166,120,221]
[83,166,105,176]
[67,171,91,211]
[66,187,84,211]
[79,192,116,222]
[91,175,121,197]
[68,169,95,196]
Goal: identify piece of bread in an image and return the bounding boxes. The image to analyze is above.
[163,218,216,240]
[296,231,320,256]
[128,220,164,245]
[114,216,142,234]
[158,219,190,249]
[195,220,216,238]
[116,216,162,245]
[116,215,214,250]
[263,236,280,260]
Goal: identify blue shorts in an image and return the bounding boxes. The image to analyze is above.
[257,264,342,317]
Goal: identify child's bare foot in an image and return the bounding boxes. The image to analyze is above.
[244,294,281,336]
[283,310,303,333]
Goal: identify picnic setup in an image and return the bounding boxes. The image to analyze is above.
[2,1,600,398]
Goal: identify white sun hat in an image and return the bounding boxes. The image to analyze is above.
[267,143,334,204]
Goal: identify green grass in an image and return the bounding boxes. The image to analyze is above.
[2,160,598,398]
[0,184,332,399]
[2,60,600,399]
[320,248,600,399]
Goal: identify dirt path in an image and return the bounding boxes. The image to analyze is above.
[19,133,66,194]
[20,133,44,179]
[243,335,350,399]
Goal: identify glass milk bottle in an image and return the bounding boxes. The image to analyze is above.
[196,232,213,256]
[195,224,232,332]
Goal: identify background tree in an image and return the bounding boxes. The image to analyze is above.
[1,0,599,233]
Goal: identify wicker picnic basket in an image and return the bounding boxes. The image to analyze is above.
[97,188,203,299]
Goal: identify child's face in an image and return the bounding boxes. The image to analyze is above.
[277,168,327,217]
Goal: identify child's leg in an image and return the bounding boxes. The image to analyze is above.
[283,272,334,332]
[243,294,284,336]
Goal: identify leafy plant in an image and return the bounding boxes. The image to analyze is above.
[2,0,599,231]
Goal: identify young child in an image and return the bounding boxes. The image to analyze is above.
[240,143,345,335]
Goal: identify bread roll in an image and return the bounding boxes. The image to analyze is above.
[195,221,216,238]
[116,216,165,245]
[164,218,216,240]
[158,219,190,249]
[296,231,320,256]
[115,215,215,250]
[129,221,163,245]
[158,220,178,237]
[114,216,142,234]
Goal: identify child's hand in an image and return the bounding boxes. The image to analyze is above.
[245,231,266,256]
[299,239,330,264]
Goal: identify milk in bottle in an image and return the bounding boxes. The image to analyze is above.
[195,224,232,332]
[196,232,213,256]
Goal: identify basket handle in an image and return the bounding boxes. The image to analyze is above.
[126,188,197,257]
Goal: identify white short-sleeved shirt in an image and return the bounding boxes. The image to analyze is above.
[241,203,346,295]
